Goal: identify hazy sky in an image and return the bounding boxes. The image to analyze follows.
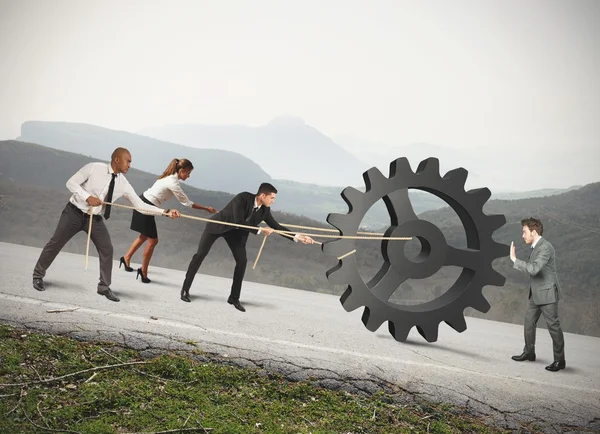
[1,0,599,179]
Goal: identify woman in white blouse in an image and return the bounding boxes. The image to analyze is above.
[120,158,217,283]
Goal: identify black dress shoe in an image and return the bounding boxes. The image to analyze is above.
[119,256,134,272]
[511,352,536,362]
[545,360,566,372]
[136,268,151,283]
[98,288,120,302]
[33,278,45,291]
[227,297,246,312]
[180,289,190,303]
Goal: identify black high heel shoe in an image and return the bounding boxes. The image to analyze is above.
[136,268,151,283]
[119,257,133,272]
[180,288,190,303]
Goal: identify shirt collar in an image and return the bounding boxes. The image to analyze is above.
[253,199,260,209]
[108,163,117,176]
[531,236,542,249]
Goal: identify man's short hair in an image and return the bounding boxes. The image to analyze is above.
[111,147,129,161]
[521,217,543,236]
[257,182,277,196]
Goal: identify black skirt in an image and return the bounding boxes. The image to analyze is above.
[130,194,158,238]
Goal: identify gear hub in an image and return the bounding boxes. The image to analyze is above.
[323,157,507,342]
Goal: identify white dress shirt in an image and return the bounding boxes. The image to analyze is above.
[66,162,164,216]
[143,174,194,207]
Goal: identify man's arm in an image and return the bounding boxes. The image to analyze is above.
[513,244,552,276]
[66,163,95,201]
[263,210,314,244]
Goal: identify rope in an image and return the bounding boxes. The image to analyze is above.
[280,223,385,236]
[102,201,411,266]
[103,202,412,241]
[84,207,93,270]
[253,235,268,269]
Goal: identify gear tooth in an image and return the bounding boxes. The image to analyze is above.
[341,187,364,210]
[322,238,354,258]
[467,187,492,204]
[362,308,386,332]
[486,268,506,287]
[388,321,411,342]
[490,241,509,259]
[325,255,357,284]
[389,157,413,178]
[340,288,365,312]
[487,214,506,231]
[470,294,491,313]
[443,167,468,187]
[326,213,349,231]
[416,323,439,342]
[445,315,467,333]
[415,157,440,176]
[363,167,387,192]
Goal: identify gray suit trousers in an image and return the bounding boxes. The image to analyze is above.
[33,203,114,291]
[523,296,565,362]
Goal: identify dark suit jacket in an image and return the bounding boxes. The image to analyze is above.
[206,192,294,240]
[513,237,562,305]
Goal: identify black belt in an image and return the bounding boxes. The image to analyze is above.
[68,202,103,221]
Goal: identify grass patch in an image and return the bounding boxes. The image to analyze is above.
[0,324,511,433]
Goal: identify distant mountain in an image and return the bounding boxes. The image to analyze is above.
[334,136,505,192]
[139,116,370,186]
[18,121,271,194]
[0,140,234,209]
[334,135,595,194]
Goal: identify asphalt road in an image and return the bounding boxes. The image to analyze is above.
[1,242,598,433]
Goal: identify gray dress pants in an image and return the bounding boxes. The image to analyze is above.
[33,202,114,291]
[523,295,565,362]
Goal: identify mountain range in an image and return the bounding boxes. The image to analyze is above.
[139,116,369,187]
[1,140,598,337]
[17,120,580,229]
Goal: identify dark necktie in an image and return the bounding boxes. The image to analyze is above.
[103,174,117,220]
[248,206,258,221]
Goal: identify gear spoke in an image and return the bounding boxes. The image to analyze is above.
[383,188,418,225]
[445,246,482,270]
[367,263,409,302]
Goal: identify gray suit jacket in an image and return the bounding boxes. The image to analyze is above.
[513,237,562,305]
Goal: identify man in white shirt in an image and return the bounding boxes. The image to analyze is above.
[32,147,180,302]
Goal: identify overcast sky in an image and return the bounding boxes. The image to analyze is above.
[0,0,598,186]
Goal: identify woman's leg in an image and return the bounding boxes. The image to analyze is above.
[124,234,148,266]
[141,237,158,277]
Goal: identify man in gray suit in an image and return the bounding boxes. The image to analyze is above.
[510,217,565,372]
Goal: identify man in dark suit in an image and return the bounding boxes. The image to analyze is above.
[180,182,314,311]
[510,217,565,372]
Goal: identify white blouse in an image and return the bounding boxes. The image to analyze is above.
[143,174,194,207]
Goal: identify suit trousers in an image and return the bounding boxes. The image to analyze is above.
[523,296,565,362]
[33,202,114,291]
[182,229,248,300]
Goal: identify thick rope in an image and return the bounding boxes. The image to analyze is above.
[103,202,411,241]
[253,235,268,269]
[103,201,411,265]
[280,223,385,236]
[84,207,93,270]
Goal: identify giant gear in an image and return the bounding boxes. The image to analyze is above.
[323,157,508,342]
